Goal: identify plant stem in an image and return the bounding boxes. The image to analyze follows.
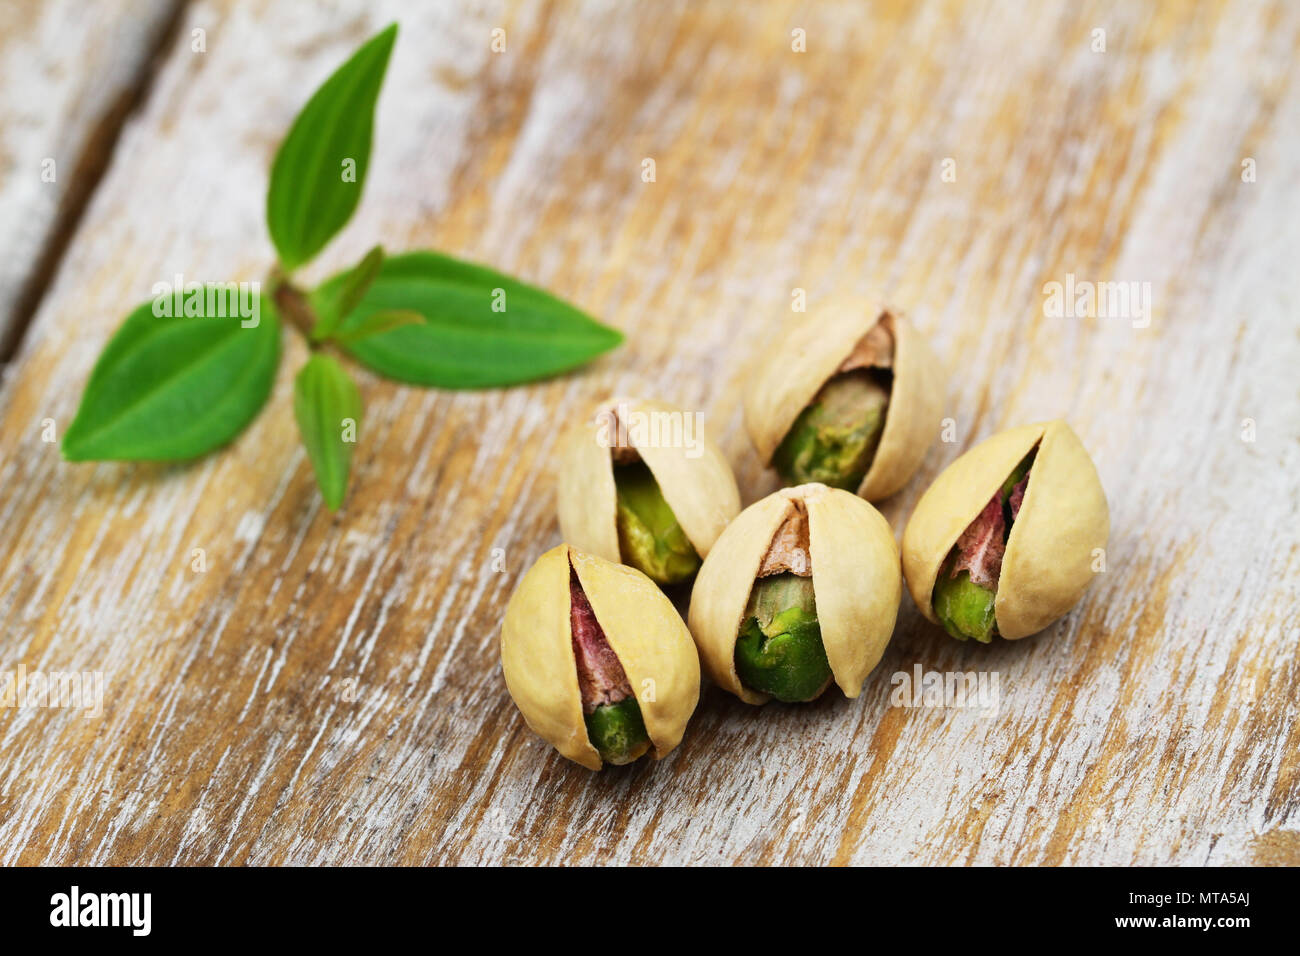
[268,267,318,342]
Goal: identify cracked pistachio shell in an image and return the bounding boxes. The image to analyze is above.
[687,484,901,704]
[901,420,1109,640]
[556,396,742,566]
[500,544,700,770]
[743,303,945,501]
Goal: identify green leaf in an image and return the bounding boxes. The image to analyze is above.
[293,353,363,510]
[266,24,397,271]
[330,309,425,345]
[62,293,280,461]
[311,245,385,341]
[312,251,623,388]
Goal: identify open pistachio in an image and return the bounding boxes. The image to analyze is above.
[745,302,944,501]
[687,483,900,704]
[902,420,1109,641]
[556,396,741,587]
[500,544,700,770]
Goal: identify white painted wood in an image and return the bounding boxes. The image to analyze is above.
[0,0,176,352]
[0,0,1295,865]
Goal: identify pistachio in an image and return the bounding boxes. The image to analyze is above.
[613,461,701,584]
[687,483,900,704]
[902,421,1109,641]
[745,302,944,501]
[556,396,741,586]
[500,544,700,770]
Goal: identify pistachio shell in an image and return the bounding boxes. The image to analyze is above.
[500,545,601,769]
[901,420,1108,640]
[556,396,741,564]
[571,549,700,754]
[500,545,699,770]
[687,483,901,703]
[743,302,944,501]
[858,313,945,500]
[744,304,870,465]
[555,416,620,564]
[997,423,1109,638]
[806,486,901,695]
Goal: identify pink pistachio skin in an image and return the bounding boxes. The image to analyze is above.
[568,570,632,713]
[952,496,1005,588]
[948,464,1034,590]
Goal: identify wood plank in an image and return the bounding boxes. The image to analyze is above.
[0,0,178,358]
[0,0,1296,865]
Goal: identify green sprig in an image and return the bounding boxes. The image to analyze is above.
[63,23,622,511]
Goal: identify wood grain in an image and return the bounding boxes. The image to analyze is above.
[0,0,178,357]
[0,0,1297,865]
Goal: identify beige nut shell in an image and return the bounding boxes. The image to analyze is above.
[556,396,741,565]
[500,544,701,770]
[743,302,945,501]
[687,484,901,704]
[901,420,1109,640]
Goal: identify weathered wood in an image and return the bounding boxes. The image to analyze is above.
[0,0,1296,865]
[0,0,178,357]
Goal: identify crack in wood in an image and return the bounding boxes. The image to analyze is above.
[0,0,189,365]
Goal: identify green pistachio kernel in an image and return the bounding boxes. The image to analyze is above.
[614,461,701,585]
[584,697,651,766]
[772,371,890,490]
[734,573,832,702]
[933,556,997,643]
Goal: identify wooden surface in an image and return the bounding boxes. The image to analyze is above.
[0,0,177,358]
[1,0,1297,865]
